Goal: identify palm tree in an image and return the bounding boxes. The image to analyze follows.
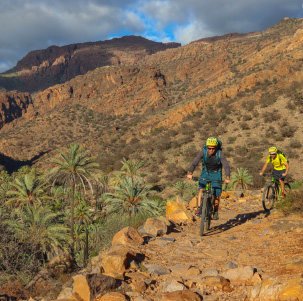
[75,200,91,264]
[105,177,157,218]
[48,143,99,256]
[93,173,110,211]
[4,205,70,260]
[230,168,253,190]
[120,158,145,180]
[5,173,50,208]
[173,181,188,198]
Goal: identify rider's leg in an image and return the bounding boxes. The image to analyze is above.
[197,189,203,207]
[213,196,220,220]
[214,196,220,211]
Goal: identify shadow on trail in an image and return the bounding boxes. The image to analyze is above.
[204,209,270,236]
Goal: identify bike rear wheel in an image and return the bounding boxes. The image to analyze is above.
[262,184,276,212]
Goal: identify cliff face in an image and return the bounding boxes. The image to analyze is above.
[1,36,181,93]
[0,91,32,129]
[0,18,302,178]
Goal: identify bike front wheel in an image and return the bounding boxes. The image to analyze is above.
[205,198,212,231]
[200,195,211,236]
[262,184,276,212]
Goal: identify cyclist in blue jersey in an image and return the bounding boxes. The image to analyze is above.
[187,137,230,220]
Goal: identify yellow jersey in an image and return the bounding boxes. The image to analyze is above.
[266,154,288,170]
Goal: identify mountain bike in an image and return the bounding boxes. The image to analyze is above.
[261,174,291,212]
[193,177,224,236]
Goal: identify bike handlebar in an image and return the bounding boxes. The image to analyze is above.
[192,177,225,184]
[260,173,274,177]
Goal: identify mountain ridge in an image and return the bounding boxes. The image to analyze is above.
[0,18,302,184]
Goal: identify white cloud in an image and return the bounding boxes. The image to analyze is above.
[174,21,213,45]
[0,0,302,72]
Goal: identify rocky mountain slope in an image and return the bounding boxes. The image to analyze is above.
[0,36,180,93]
[0,18,302,185]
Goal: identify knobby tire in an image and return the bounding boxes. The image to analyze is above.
[262,184,276,212]
[284,183,291,196]
[200,194,208,236]
[205,197,212,231]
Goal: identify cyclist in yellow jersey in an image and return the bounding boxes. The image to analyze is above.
[259,147,289,196]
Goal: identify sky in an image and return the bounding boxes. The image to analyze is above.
[0,0,302,73]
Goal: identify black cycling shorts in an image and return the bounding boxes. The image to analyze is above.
[273,169,286,181]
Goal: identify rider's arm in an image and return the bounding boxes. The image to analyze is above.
[283,161,289,176]
[259,162,268,175]
[187,149,204,179]
[220,152,230,180]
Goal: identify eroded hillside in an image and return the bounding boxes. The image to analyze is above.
[0,18,302,189]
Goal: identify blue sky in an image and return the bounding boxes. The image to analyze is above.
[0,0,302,73]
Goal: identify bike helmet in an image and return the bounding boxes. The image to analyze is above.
[206,137,218,147]
[268,146,278,153]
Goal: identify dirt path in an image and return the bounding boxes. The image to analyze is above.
[140,191,303,300]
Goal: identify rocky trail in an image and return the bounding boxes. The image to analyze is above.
[33,190,303,301]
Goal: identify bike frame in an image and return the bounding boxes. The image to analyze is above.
[267,176,283,197]
[198,178,224,235]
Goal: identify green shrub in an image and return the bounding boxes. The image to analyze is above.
[228,137,237,143]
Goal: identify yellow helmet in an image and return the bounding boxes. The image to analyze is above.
[206,137,218,147]
[268,146,278,153]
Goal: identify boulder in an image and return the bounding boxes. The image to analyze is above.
[175,196,188,207]
[248,277,303,300]
[72,274,119,301]
[167,209,193,224]
[73,275,90,301]
[138,217,168,237]
[222,266,255,281]
[196,276,231,291]
[112,226,144,246]
[144,263,171,275]
[100,245,140,276]
[278,278,303,300]
[170,263,192,276]
[166,201,187,216]
[57,288,82,300]
[185,266,201,276]
[188,196,198,209]
[162,279,186,292]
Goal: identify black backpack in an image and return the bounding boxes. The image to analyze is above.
[270,150,289,164]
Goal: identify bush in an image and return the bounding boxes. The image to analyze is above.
[240,122,250,130]
[228,137,237,144]
[183,146,198,162]
[289,140,302,149]
[263,111,280,123]
[280,125,297,138]
[260,94,277,108]
[276,189,303,215]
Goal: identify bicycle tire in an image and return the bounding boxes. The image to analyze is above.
[205,197,212,231]
[262,184,276,212]
[284,183,291,196]
[200,194,208,236]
